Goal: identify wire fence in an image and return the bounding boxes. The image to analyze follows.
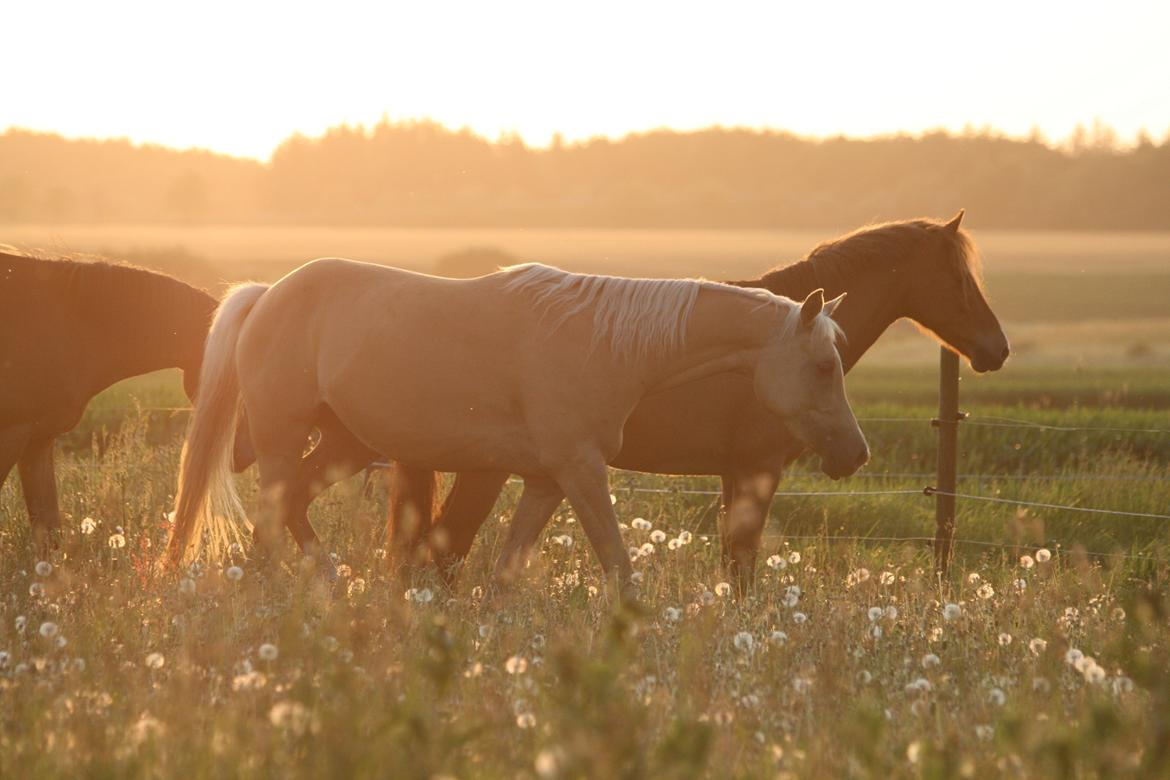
[139,402,1169,563]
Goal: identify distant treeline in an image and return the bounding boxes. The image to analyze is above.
[3,122,1169,229]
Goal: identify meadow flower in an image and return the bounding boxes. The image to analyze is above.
[0,651,8,668]
[1065,648,1084,665]
[783,585,801,608]
[967,572,981,584]
[667,538,682,550]
[258,643,279,661]
[404,587,434,604]
[793,612,808,624]
[907,741,923,764]
[478,624,492,639]
[857,669,872,684]
[39,621,59,639]
[505,655,529,674]
[35,561,52,577]
[232,670,267,691]
[663,607,681,623]
[28,583,44,598]
[867,607,883,622]
[347,578,367,597]
[80,516,97,535]
[1111,607,1126,622]
[766,554,786,570]
[225,565,244,582]
[1035,548,1052,563]
[1082,662,1106,684]
[700,590,716,606]
[179,577,196,595]
[678,530,693,544]
[144,652,165,669]
[998,633,1013,646]
[770,630,789,644]
[788,551,801,564]
[531,634,546,650]
[733,631,755,653]
[609,494,617,505]
[535,748,565,779]
[943,603,962,620]
[1111,676,1134,695]
[638,543,655,557]
[905,678,931,693]
[108,533,126,549]
[714,582,732,597]
[631,517,651,531]
[15,616,27,633]
[988,688,1006,705]
[976,584,995,600]
[552,534,573,547]
[879,571,895,585]
[1019,554,1035,569]
[922,653,941,669]
[846,568,870,586]
[975,724,994,741]
[649,529,666,543]
[885,606,898,620]
[1028,638,1048,655]
[269,700,313,735]
[516,713,537,729]
[1013,578,1027,592]
[55,636,67,648]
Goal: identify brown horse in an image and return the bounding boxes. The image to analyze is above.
[383,211,1010,587]
[0,248,217,542]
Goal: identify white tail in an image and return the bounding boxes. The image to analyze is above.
[164,283,269,568]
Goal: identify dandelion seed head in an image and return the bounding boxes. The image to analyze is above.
[144,652,165,669]
[766,554,786,570]
[1028,638,1048,656]
[922,653,941,669]
[714,582,732,597]
[35,561,52,577]
[943,603,962,621]
[107,533,126,549]
[1035,548,1052,563]
[649,529,666,543]
[39,621,58,639]
[998,633,1013,646]
[976,584,995,600]
[505,655,529,675]
[1019,555,1035,569]
[631,517,651,531]
[258,643,279,661]
[732,631,755,653]
[80,517,97,535]
[225,565,244,582]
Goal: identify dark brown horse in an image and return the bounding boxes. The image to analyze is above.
[0,249,217,542]
[235,213,1008,586]
[384,212,1010,586]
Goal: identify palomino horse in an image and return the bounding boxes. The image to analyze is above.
[165,259,867,588]
[383,211,1010,587]
[0,249,217,542]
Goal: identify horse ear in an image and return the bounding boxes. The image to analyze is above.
[944,209,965,234]
[822,292,846,319]
[800,288,825,327]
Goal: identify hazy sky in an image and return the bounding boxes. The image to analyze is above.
[4,1,1168,160]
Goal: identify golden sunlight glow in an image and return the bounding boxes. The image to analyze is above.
[4,0,1169,159]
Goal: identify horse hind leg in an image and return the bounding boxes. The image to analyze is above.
[18,436,61,548]
[246,407,317,568]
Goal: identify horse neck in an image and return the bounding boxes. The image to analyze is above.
[644,287,782,392]
[733,258,907,372]
[82,271,216,394]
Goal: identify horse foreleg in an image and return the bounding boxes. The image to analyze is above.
[430,470,510,579]
[0,424,33,520]
[18,436,60,546]
[719,469,781,592]
[493,476,564,584]
[556,460,635,598]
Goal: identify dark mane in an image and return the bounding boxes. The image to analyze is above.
[756,217,984,301]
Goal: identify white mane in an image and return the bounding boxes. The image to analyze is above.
[501,263,839,362]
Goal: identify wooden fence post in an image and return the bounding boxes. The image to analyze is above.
[933,347,962,574]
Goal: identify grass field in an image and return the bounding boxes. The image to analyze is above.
[1,225,1168,776]
[2,359,1168,777]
